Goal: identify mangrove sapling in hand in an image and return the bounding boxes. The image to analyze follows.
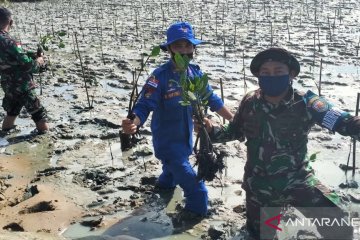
[120,45,161,151]
[171,53,226,182]
[28,30,66,94]
[37,30,67,75]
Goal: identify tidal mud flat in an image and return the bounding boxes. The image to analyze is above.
[0,0,360,239]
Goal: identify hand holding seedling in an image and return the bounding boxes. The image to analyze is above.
[121,117,141,135]
[120,46,160,151]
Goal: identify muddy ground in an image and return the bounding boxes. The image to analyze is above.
[0,0,360,239]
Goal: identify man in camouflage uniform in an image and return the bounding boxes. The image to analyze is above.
[0,7,48,133]
[206,48,360,239]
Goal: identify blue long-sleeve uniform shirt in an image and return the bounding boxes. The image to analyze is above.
[133,60,224,160]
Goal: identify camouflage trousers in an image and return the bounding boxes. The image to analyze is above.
[245,181,353,240]
[1,81,47,123]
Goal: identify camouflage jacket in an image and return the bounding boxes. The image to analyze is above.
[211,87,360,202]
[0,30,39,94]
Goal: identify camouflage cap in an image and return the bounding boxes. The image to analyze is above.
[250,48,300,77]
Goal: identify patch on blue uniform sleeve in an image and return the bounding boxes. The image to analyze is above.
[321,107,343,130]
[143,75,159,98]
[144,86,155,98]
[310,99,329,112]
[303,90,350,131]
[146,76,159,88]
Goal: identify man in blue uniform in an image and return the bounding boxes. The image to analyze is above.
[122,22,233,217]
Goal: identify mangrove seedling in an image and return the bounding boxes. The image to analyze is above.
[28,30,66,94]
[120,45,161,151]
[171,53,226,182]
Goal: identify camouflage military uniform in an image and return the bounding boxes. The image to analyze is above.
[0,30,46,122]
[211,87,360,239]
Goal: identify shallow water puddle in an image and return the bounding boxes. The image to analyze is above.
[63,187,200,240]
[53,84,75,101]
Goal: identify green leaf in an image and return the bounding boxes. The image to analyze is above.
[189,82,195,92]
[309,151,320,162]
[57,30,67,37]
[188,91,196,101]
[43,45,49,51]
[201,74,208,87]
[41,35,52,45]
[151,46,161,57]
[58,42,65,48]
[182,54,191,66]
[174,53,186,70]
[179,101,190,106]
[327,192,340,205]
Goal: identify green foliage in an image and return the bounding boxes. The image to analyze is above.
[150,46,160,57]
[172,53,212,110]
[309,151,320,162]
[128,45,161,112]
[39,30,67,51]
[142,46,160,58]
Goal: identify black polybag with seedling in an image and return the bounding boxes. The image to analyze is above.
[120,46,160,151]
[172,53,226,181]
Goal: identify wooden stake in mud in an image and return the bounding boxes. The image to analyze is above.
[100,24,106,65]
[74,32,92,109]
[314,3,317,24]
[51,20,55,37]
[286,17,290,42]
[34,20,38,36]
[317,26,321,52]
[135,9,139,37]
[66,13,70,38]
[270,21,273,47]
[113,18,117,37]
[71,34,78,59]
[220,78,225,124]
[318,58,322,96]
[161,3,165,30]
[242,50,247,94]
[313,32,316,66]
[223,34,226,58]
[299,3,302,27]
[215,9,218,37]
[254,12,257,37]
[353,93,360,176]
[233,24,237,45]
[328,17,333,42]
[222,3,225,24]
[199,7,203,40]
[78,15,84,39]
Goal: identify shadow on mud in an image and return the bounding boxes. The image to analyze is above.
[73,189,202,240]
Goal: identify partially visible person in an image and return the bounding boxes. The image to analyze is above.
[0,7,48,133]
[203,48,360,239]
[122,22,233,220]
